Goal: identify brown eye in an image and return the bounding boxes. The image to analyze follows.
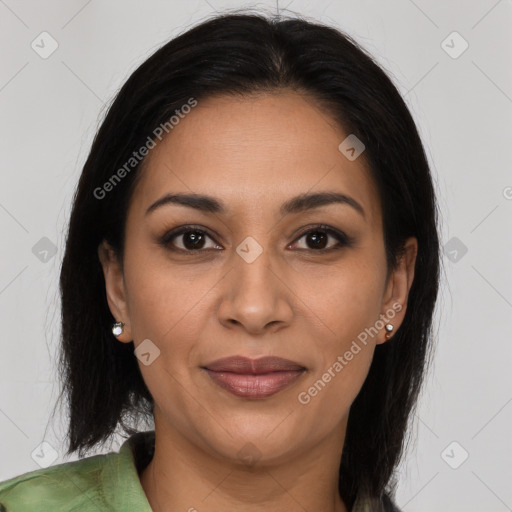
[303,231,329,250]
[291,225,353,252]
[178,231,208,250]
[159,227,222,252]
[159,224,353,255]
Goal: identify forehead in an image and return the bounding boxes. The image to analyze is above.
[129,91,381,226]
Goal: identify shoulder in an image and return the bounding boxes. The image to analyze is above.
[0,431,155,512]
[0,452,113,511]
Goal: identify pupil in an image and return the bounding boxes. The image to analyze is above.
[308,231,327,249]
[184,232,204,250]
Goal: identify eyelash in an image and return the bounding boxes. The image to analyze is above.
[158,224,354,255]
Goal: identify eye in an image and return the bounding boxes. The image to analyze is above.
[159,226,222,252]
[159,224,354,254]
[290,224,353,252]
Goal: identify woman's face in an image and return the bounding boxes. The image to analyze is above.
[99,90,416,465]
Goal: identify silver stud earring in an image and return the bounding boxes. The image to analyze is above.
[112,321,125,337]
[385,323,394,340]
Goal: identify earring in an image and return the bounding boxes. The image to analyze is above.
[112,321,125,337]
[385,323,394,340]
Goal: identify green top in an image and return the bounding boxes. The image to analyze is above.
[0,431,399,511]
[0,431,154,511]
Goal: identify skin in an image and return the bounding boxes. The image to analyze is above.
[98,90,417,512]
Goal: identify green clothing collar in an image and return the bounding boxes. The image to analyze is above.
[99,430,155,510]
[0,431,155,511]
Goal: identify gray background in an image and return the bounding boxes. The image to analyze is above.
[1,1,511,510]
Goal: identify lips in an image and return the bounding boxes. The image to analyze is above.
[203,356,306,399]
[204,356,305,373]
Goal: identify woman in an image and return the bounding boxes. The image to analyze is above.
[0,11,440,512]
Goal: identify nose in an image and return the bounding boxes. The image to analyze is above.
[216,241,294,335]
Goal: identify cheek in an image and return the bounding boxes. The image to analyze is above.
[292,260,384,412]
[295,287,378,427]
[294,256,385,345]
[122,245,219,361]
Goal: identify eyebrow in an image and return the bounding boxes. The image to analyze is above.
[145,191,365,219]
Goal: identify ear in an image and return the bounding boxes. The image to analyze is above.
[97,240,132,343]
[377,237,418,345]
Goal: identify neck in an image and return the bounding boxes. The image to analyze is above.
[140,416,349,512]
